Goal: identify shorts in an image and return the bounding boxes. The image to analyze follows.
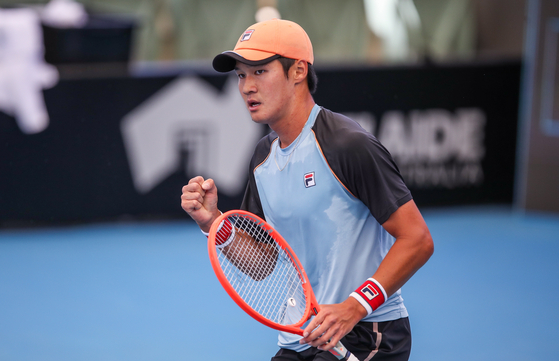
[271,317,411,361]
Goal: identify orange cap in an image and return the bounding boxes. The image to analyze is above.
[213,19,314,72]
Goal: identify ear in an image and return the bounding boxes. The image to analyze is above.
[292,59,308,85]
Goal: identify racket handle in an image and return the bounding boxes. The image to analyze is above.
[330,341,360,361]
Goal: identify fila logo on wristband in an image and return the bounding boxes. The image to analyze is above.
[361,284,379,300]
[350,278,387,316]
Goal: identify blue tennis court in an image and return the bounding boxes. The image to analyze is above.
[1,205,558,361]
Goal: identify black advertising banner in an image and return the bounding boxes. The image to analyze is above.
[313,61,520,207]
[0,61,520,226]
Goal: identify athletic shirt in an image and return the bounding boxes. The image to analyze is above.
[241,105,412,351]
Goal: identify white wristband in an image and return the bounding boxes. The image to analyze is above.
[350,292,373,315]
[215,226,235,249]
[200,222,234,247]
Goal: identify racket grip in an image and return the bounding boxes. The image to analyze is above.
[330,341,360,361]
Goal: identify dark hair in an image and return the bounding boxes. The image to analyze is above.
[278,57,318,94]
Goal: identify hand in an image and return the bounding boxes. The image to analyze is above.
[181,176,220,232]
[299,297,367,351]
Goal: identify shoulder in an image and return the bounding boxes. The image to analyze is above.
[314,107,411,224]
[313,107,389,160]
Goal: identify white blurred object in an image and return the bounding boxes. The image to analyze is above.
[42,0,88,28]
[255,6,281,22]
[364,0,422,61]
[0,8,59,134]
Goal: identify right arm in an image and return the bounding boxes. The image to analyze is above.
[181,177,276,280]
[218,227,278,281]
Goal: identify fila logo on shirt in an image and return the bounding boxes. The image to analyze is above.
[241,29,255,41]
[361,284,380,300]
[304,172,316,188]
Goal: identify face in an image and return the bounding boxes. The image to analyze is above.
[234,60,295,127]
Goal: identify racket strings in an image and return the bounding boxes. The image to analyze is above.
[215,214,307,326]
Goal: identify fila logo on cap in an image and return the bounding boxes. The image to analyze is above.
[304,172,316,188]
[241,29,255,42]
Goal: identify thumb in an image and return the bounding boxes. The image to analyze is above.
[201,179,219,207]
[202,179,216,193]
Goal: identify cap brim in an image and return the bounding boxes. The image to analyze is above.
[212,51,280,72]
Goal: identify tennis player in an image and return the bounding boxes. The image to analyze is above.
[181,19,434,361]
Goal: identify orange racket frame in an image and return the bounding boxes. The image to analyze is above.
[207,210,318,336]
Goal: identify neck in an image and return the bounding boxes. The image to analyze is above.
[274,92,316,148]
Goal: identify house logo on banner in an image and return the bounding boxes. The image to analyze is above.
[347,108,486,189]
[120,76,261,196]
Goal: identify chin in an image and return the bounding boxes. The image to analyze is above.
[249,114,269,125]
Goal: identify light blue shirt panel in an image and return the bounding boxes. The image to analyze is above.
[253,105,408,351]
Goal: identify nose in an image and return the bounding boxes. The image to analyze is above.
[241,75,256,95]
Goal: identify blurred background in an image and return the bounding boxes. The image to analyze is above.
[1,0,558,360]
[1,0,557,225]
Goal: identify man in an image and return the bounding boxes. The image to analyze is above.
[181,19,433,361]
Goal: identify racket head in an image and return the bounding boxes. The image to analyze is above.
[208,210,318,336]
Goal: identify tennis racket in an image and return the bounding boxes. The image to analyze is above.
[207,210,360,361]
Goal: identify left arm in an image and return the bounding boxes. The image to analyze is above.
[300,199,434,351]
[369,199,434,297]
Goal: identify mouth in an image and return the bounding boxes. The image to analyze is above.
[247,100,261,111]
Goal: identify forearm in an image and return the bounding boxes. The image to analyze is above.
[372,229,434,298]
[375,200,434,298]
[351,200,434,315]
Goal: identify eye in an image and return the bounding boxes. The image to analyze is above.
[236,72,246,79]
[255,69,265,75]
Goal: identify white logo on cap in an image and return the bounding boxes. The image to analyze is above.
[241,29,254,42]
